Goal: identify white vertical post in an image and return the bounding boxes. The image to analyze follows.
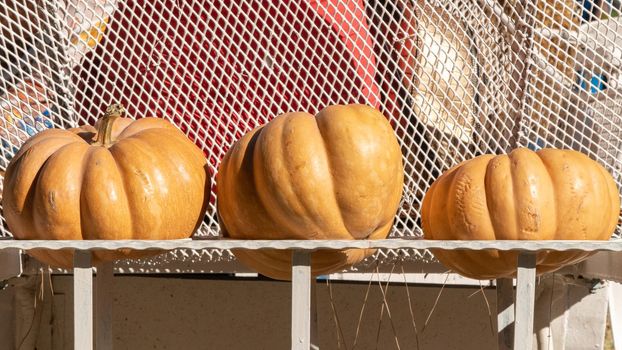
[292,251,312,350]
[514,252,537,350]
[496,278,515,350]
[96,261,114,350]
[74,250,93,350]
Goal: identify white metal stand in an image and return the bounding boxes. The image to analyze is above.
[292,251,312,350]
[513,253,537,350]
[11,239,615,350]
[73,250,93,350]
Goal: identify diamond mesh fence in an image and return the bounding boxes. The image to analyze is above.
[0,0,621,265]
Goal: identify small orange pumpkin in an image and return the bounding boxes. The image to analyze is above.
[3,105,210,267]
[217,104,404,280]
[421,148,620,279]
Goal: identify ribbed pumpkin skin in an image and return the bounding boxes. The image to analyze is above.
[421,148,620,279]
[217,104,404,280]
[3,114,210,268]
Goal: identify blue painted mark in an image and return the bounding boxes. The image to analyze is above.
[17,119,37,136]
[2,141,19,160]
[527,137,546,151]
[40,110,54,128]
[580,0,594,21]
[1,109,54,161]
[589,74,607,94]
[34,115,53,131]
[577,70,607,94]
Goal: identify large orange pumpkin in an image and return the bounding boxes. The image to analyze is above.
[421,148,620,279]
[3,105,210,268]
[217,104,404,280]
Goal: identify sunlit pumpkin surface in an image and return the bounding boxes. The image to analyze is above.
[422,148,620,280]
[3,106,211,268]
[217,104,404,280]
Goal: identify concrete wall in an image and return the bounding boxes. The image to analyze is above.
[0,283,15,349]
[45,275,500,349]
[0,274,610,350]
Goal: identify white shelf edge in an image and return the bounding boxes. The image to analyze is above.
[0,238,622,251]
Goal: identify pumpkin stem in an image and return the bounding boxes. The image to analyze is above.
[96,104,125,146]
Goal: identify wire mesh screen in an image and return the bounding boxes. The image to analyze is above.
[0,0,621,249]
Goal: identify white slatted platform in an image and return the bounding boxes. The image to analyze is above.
[1,239,622,251]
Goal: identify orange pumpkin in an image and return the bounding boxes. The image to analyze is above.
[3,105,210,267]
[217,104,404,280]
[421,148,620,279]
